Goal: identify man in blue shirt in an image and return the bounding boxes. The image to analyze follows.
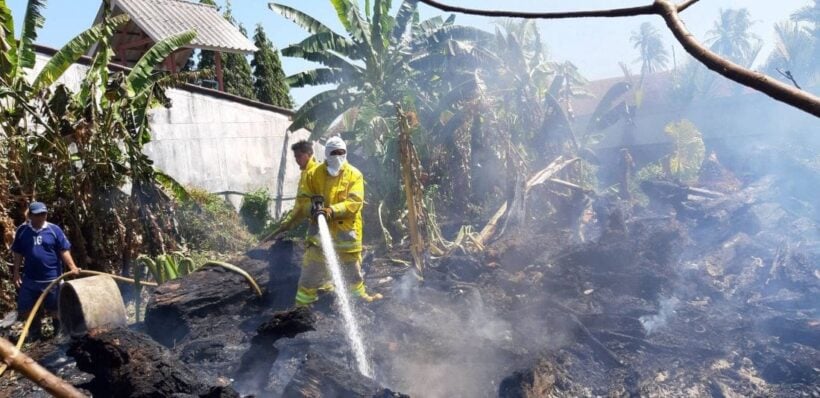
[11,202,80,324]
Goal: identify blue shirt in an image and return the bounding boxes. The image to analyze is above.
[11,222,71,282]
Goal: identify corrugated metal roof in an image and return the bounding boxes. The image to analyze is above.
[112,0,256,54]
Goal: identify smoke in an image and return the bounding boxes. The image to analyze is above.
[370,276,520,398]
[639,296,680,335]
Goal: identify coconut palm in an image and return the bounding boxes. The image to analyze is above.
[789,0,820,84]
[707,8,762,67]
[630,22,669,75]
[791,0,820,35]
[763,21,815,86]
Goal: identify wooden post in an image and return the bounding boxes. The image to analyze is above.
[162,50,179,74]
[163,54,174,72]
[215,51,224,91]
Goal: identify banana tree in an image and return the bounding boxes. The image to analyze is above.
[0,0,129,228]
[2,0,197,269]
[270,0,494,273]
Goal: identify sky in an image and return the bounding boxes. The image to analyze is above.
[8,0,812,106]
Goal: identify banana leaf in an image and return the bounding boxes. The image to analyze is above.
[269,3,339,36]
[138,255,161,284]
[17,0,45,70]
[586,81,631,133]
[33,14,129,90]
[127,30,196,97]
[155,170,190,202]
[286,68,347,88]
[391,0,418,42]
[0,1,18,80]
[330,0,372,52]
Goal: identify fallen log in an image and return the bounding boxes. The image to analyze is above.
[144,240,301,347]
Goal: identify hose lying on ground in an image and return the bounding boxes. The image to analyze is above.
[200,261,263,297]
[0,263,261,377]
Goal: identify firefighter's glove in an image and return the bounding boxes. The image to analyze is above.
[312,206,333,220]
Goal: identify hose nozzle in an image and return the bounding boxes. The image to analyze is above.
[311,195,326,220]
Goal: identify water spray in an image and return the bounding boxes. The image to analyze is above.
[312,196,373,378]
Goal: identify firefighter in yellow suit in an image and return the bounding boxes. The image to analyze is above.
[265,140,318,240]
[295,136,382,306]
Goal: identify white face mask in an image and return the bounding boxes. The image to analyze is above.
[327,154,347,176]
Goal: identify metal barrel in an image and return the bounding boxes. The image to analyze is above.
[58,275,127,336]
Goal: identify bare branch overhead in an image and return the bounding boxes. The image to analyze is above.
[416,0,820,118]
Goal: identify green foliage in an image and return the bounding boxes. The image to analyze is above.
[33,14,129,90]
[18,0,45,70]
[128,30,197,96]
[664,119,705,183]
[136,251,197,285]
[1,3,198,272]
[252,24,293,108]
[221,7,255,99]
[176,187,255,252]
[240,188,272,235]
[223,50,256,99]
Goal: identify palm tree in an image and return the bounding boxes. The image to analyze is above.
[763,21,815,86]
[789,0,820,85]
[791,0,820,37]
[707,8,762,67]
[630,22,669,75]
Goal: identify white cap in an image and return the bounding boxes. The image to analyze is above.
[324,136,347,158]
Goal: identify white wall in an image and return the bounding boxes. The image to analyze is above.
[144,89,310,214]
[33,51,309,217]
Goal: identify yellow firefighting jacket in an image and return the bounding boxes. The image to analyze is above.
[278,156,318,232]
[300,161,364,253]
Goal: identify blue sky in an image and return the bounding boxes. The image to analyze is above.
[8,0,812,105]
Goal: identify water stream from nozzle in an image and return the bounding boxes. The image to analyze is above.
[316,214,373,378]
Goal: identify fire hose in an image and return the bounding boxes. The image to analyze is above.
[0,264,262,383]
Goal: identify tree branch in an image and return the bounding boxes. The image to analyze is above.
[655,0,819,117]
[676,0,701,12]
[415,0,820,118]
[776,68,802,89]
[416,0,656,19]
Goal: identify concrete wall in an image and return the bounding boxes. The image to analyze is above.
[143,89,309,214]
[32,51,308,216]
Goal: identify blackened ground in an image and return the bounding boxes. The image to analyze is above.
[494,176,819,397]
[67,328,239,398]
[234,307,316,393]
[1,165,817,397]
